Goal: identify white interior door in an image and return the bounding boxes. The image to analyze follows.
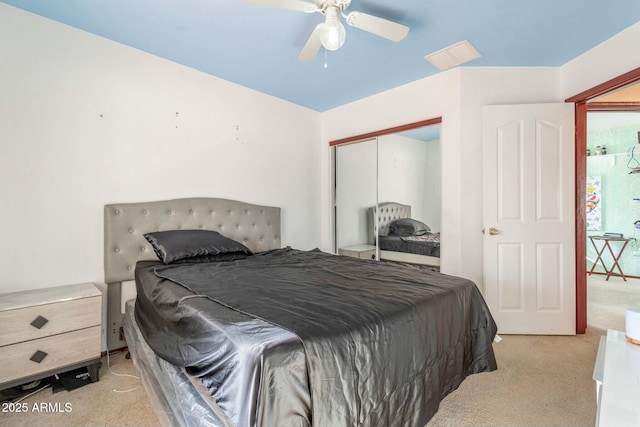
[483,103,575,335]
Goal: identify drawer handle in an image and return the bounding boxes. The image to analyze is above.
[30,315,49,329]
[30,350,48,364]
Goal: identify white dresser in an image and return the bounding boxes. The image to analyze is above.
[593,329,640,426]
[0,282,102,390]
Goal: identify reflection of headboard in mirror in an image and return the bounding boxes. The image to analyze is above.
[368,202,411,244]
[103,197,281,349]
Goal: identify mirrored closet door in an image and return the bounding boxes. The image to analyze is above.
[335,138,378,260]
[333,119,442,268]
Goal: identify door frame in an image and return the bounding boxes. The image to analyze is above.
[329,117,443,147]
[566,66,640,333]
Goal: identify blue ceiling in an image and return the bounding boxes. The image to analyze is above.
[3,0,640,111]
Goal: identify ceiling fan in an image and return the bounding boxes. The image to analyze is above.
[242,0,410,61]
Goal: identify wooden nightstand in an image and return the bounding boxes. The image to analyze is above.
[338,244,377,260]
[0,282,102,390]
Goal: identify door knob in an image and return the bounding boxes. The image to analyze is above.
[488,227,500,235]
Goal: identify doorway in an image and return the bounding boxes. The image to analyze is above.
[585,111,640,331]
[566,67,640,333]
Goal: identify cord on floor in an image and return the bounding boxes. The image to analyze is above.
[106,348,141,393]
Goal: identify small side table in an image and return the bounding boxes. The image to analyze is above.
[338,244,377,260]
[0,283,102,390]
[588,236,631,281]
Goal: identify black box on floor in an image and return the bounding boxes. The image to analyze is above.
[51,367,93,393]
[0,366,93,402]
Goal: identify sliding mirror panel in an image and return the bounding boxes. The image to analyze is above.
[335,138,378,260]
[376,125,441,268]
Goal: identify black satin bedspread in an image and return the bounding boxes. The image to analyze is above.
[135,248,497,427]
[378,235,441,257]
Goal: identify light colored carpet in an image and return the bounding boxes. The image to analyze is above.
[3,276,632,426]
[427,329,601,427]
[587,275,640,331]
[1,330,603,427]
[0,349,160,427]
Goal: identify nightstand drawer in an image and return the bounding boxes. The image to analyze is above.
[0,326,101,385]
[0,296,101,346]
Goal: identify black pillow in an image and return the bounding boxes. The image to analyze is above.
[388,218,430,237]
[144,229,253,264]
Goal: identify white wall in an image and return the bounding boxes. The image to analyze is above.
[321,68,561,288]
[4,2,640,302]
[0,4,321,295]
[456,67,562,287]
[378,134,436,229]
[560,21,640,99]
[322,23,640,289]
[320,70,463,271]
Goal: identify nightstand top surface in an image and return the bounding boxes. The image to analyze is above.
[0,282,100,312]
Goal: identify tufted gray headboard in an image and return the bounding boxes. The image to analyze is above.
[103,197,281,349]
[368,202,411,244]
[104,197,281,283]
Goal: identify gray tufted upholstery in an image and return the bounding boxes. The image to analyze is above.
[104,198,281,283]
[368,202,411,244]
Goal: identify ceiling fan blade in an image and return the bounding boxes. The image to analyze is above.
[241,0,318,13]
[345,11,409,42]
[299,24,323,61]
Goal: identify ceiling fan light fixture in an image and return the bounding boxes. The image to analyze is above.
[321,21,346,51]
[320,7,346,51]
[245,0,409,61]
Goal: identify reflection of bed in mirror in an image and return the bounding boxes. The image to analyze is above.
[369,202,440,268]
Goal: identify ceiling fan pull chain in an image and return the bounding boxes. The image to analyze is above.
[324,48,328,69]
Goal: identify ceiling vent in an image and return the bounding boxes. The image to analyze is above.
[424,40,481,70]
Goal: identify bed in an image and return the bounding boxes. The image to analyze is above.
[104,197,497,427]
[369,202,441,268]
